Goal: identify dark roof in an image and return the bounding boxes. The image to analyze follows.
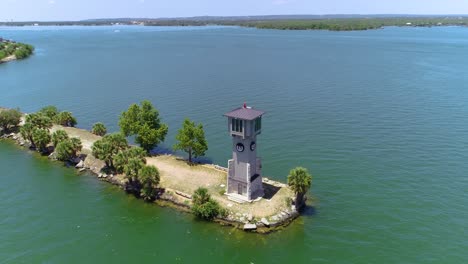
[224,106,265,121]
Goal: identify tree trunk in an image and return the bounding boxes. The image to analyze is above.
[295,192,305,211]
[188,148,192,163]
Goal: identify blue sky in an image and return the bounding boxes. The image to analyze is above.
[3,0,468,21]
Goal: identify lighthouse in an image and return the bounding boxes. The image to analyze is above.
[224,103,265,201]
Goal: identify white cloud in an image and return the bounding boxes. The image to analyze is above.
[139,0,145,3]
[48,0,55,4]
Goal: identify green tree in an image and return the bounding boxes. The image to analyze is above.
[191,187,224,220]
[0,108,22,134]
[25,113,52,130]
[51,130,69,147]
[55,111,77,127]
[138,165,160,201]
[91,122,107,136]
[123,157,145,182]
[173,118,208,163]
[32,128,51,153]
[119,100,168,152]
[55,138,82,161]
[91,133,128,168]
[20,123,35,147]
[287,167,312,210]
[114,147,147,174]
[39,105,59,120]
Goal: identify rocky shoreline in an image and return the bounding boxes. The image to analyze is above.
[1,128,301,234]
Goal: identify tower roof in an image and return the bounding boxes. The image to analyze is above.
[224,104,265,121]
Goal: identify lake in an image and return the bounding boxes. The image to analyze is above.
[1,25,467,263]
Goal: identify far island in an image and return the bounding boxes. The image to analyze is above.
[0,38,34,63]
[2,16,468,31]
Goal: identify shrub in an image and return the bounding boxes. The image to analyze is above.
[191,187,224,220]
[92,122,107,136]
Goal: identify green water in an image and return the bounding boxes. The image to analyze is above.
[1,26,468,263]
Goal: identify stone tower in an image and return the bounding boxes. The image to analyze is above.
[224,103,265,201]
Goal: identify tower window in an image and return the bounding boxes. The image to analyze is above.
[255,117,262,131]
[232,118,243,132]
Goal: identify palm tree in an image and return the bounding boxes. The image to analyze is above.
[51,130,69,147]
[20,123,35,148]
[192,187,211,205]
[138,165,160,201]
[92,122,107,136]
[32,128,51,154]
[55,111,77,127]
[287,167,312,210]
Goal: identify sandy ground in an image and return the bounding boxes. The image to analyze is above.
[50,125,101,155]
[147,155,294,217]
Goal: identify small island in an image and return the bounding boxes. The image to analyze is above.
[0,38,34,63]
[0,103,314,233]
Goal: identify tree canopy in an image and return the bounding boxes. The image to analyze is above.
[92,122,107,136]
[20,123,35,147]
[39,105,59,120]
[119,100,168,152]
[51,130,69,147]
[287,167,312,209]
[25,113,53,130]
[0,108,22,134]
[173,118,208,163]
[32,128,51,153]
[138,165,160,201]
[55,111,77,127]
[91,133,129,168]
[114,147,147,174]
[55,137,82,161]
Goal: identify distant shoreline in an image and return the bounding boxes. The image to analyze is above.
[1,16,468,31]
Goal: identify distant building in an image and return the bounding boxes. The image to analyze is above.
[224,103,265,202]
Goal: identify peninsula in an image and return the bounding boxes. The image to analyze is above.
[0,104,313,233]
[0,38,34,63]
